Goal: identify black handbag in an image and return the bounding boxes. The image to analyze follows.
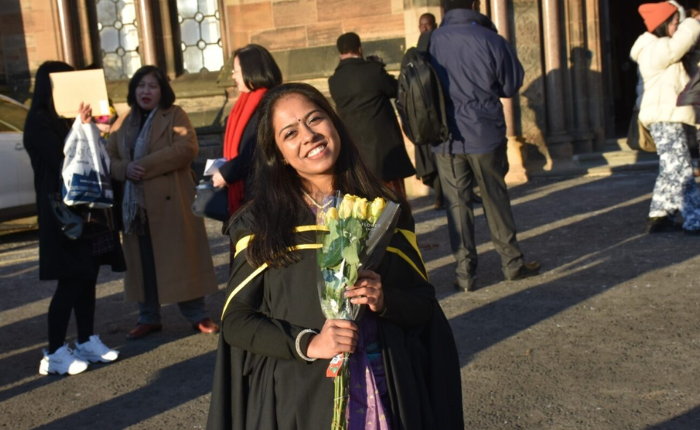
[48,193,114,240]
[192,181,229,222]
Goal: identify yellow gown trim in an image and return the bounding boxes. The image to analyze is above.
[223,226,428,319]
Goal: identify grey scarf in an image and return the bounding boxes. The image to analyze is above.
[121,107,158,235]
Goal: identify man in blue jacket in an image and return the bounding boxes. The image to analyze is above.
[430,0,539,292]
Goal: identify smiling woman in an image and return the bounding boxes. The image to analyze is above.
[207,83,465,430]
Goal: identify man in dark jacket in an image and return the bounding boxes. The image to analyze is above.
[328,32,415,195]
[430,0,539,292]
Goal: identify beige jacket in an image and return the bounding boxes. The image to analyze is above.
[106,105,218,304]
[631,18,700,127]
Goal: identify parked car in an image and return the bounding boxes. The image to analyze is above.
[0,95,35,222]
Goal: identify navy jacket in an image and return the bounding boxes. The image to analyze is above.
[429,9,524,154]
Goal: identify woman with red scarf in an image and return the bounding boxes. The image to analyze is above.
[212,45,283,215]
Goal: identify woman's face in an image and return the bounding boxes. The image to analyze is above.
[233,56,250,93]
[135,73,161,111]
[668,13,680,37]
[272,93,341,183]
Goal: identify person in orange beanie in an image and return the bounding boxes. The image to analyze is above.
[631,2,700,235]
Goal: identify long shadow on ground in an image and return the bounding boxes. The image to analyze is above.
[32,351,217,430]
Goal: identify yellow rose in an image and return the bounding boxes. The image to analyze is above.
[338,195,357,219]
[324,207,339,226]
[352,197,369,220]
[369,197,386,224]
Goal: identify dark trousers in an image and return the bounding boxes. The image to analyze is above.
[424,172,444,206]
[137,223,206,325]
[435,146,523,287]
[48,261,100,353]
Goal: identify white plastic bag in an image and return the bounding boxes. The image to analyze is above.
[62,117,113,208]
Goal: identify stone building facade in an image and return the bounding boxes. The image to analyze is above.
[0,0,651,191]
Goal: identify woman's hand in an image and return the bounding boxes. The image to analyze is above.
[126,162,146,181]
[95,122,111,134]
[345,270,385,313]
[212,171,227,188]
[78,102,92,124]
[306,319,358,359]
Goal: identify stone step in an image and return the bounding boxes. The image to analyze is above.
[572,149,658,164]
[526,143,659,179]
[603,137,634,152]
[528,159,659,179]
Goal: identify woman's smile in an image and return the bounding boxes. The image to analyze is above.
[305,143,327,158]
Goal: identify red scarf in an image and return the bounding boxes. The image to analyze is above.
[223,88,267,215]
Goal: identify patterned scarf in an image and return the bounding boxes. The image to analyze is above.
[121,107,158,235]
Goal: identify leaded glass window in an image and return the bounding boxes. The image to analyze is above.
[177,0,224,74]
[95,0,142,80]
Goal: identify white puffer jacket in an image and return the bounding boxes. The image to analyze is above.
[630,18,700,127]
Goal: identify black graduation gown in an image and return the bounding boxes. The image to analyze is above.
[207,209,463,430]
[328,58,416,183]
[23,109,125,281]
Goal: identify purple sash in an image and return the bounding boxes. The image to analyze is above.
[347,314,391,430]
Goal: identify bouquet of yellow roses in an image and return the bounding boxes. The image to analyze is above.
[316,192,401,430]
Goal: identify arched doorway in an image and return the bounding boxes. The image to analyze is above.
[607,0,696,137]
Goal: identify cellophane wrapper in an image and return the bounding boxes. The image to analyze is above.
[315,192,401,430]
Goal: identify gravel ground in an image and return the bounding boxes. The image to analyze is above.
[1,173,699,430]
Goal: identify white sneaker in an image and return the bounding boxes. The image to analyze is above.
[74,335,119,363]
[39,344,89,375]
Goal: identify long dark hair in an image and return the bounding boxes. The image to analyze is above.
[246,83,408,269]
[29,61,74,115]
[652,11,679,37]
[234,44,283,91]
[127,65,176,109]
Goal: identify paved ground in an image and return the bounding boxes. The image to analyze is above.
[1,173,700,430]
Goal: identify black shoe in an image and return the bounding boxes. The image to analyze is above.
[453,278,477,292]
[683,228,700,236]
[507,262,541,281]
[646,217,682,234]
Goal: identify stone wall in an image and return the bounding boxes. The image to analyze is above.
[224,0,405,51]
[0,0,63,95]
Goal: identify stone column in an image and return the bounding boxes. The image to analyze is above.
[492,0,528,184]
[76,0,94,67]
[567,0,594,153]
[599,0,615,140]
[218,0,232,62]
[56,0,78,67]
[137,0,158,66]
[542,0,573,159]
[585,0,606,150]
[157,0,178,78]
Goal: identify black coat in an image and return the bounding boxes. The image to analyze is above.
[218,110,259,201]
[207,209,464,430]
[329,58,416,182]
[23,109,125,281]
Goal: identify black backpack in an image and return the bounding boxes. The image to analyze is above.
[396,31,450,146]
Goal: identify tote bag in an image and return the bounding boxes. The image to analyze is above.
[62,118,113,208]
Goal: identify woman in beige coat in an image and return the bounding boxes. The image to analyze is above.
[107,66,219,339]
